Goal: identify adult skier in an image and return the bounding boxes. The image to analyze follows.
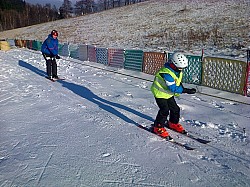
[41,30,61,79]
[151,52,196,138]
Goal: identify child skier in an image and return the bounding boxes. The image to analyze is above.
[151,52,196,138]
[41,30,61,79]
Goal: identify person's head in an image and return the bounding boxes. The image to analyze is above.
[169,52,188,71]
[51,30,58,39]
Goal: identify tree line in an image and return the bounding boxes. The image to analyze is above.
[0,0,147,32]
[0,0,59,31]
[59,0,147,18]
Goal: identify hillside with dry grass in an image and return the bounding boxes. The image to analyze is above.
[1,0,249,57]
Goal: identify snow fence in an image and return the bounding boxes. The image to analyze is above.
[0,40,11,51]
[10,39,250,96]
[202,57,247,95]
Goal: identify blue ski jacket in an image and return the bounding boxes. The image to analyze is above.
[41,34,59,56]
[161,62,184,94]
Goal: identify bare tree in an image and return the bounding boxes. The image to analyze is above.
[59,0,73,18]
[75,0,86,15]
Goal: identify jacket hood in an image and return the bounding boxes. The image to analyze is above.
[48,34,57,40]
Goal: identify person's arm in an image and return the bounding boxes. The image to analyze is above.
[162,74,183,94]
[46,39,58,56]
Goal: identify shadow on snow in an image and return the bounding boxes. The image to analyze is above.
[58,79,154,125]
[19,60,154,126]
[19,60,47,77]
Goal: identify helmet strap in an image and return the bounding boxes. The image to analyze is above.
[170,62,182,72]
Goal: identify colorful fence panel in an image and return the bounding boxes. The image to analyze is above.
[26,40,33,49]
[183,55,202,84]
[0,41,11,51]
[32,40,42,51]
[78,45,88,61]
[108,48,124,68]
[7,39,15,47]
[96,47,108,65]
[202,57,247,95]
[69,44,79,59]
[21,40,27,48]
[143,52,165,75]
[14,40,28,48]
[59,43,70,57]
[124,49,144,71]
[88,45,97,62]
[58,44,63,55]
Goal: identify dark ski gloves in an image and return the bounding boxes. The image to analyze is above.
[182,88,196,94]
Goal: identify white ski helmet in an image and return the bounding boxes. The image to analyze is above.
[170,52,188,69]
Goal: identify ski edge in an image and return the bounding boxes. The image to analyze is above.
[164,123,211,144]
[185,133,211,144]
[54,78,65,81]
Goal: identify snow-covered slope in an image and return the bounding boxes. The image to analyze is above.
[1,0,250,58]
[0,48,249,186]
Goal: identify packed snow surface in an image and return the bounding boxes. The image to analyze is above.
[0,48,249,186]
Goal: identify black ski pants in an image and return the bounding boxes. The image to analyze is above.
[154,96,180,127]
[46,59,57,77]
[43,53,57,77]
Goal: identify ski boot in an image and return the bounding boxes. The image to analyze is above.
[153,124,170,138]
[167,121,186,134]
[53,75,59,79]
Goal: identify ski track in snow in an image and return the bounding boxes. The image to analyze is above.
[0,49,250,187]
